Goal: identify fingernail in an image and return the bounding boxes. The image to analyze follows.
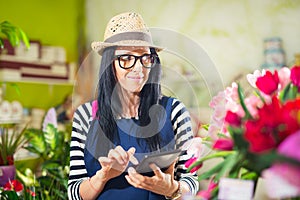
[128,167,135,174]
[129,156,139,165]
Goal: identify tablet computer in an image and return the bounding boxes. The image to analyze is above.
[134,149,184,173]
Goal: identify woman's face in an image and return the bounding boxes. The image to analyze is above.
[114,46,152,93]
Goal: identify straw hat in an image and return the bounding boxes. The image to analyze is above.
[91,12,163,55]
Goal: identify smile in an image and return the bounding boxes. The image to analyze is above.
[127,76,143,80]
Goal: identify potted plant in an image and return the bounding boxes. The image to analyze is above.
[19,123,70,199]
[0,125,29,187]
[0,20,30,99]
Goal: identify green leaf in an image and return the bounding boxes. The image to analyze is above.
[1,28,17,46]
[201,124,210,131]
[231,129,249,152]
[0,21,30,49]
[242,151,300,173]
[253,89,266,104]
[0,190,19,200]
[44,124,58,150]
[17,28,30,49]
[237,83,253,119]
[25,129,47,156]
[0,38,4,48]
[215,152,238,181]
[10,83,21,96]
[279,83,298,102]
[197,160,224,181]
[241,171,259,180]
[0,125,30,165]
[8,124,30,155]
[187,151,234,172]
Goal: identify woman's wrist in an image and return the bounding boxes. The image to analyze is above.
[95,169,109,183]
[165,180,181,199]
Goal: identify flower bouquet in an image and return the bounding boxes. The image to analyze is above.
[186,65,300,199]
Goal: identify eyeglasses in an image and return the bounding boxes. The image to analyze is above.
[114,54,158,69]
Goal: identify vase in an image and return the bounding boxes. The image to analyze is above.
[0,165,16,187]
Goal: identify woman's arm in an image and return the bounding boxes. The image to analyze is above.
[171,98,199,196]
[68,102,138,199]
[68,102,106,200]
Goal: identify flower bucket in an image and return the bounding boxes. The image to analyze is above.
[0,165,16,187]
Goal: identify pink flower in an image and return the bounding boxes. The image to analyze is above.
[246,69,266,88]
[209,91,225,109]
[185,157,202,173]
[291,66,300,88]
[208,123,223,140]
[256,70,279,95]
[224,82,239,102]
[182,137,203,158]
[273,130,300,187]
[42,107,57,132]
[197,180,218,199]
[278,67,291,90]
[208,83,245,139]
[263,130,300,198]
[212,138,234,151]
[244,95,263,118]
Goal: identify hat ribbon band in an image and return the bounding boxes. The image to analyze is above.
[105,31,153,44]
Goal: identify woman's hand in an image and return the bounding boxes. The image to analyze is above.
[125,162,179,197]
[98,146,138,181]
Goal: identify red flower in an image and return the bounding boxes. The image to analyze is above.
[26,189,36,197]
[225,111,242,126]
[185,157,202,173]
[244,97,300,153]
[291,66,300,88]
[4,180,24,192]
[212,138,234,151]
[256,70,279,95]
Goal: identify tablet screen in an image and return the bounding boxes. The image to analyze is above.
[134,149,184,173]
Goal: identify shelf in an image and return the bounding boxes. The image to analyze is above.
[1,80,74,109]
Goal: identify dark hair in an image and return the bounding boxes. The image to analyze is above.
[96,47,162,151]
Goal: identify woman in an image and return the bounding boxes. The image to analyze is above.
[68,12,199,200]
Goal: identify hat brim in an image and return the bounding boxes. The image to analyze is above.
[91,40,164,55]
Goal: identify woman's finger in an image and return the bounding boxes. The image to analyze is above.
[115,145,129,163]
[126,167,152,188]
[108,148,126,165]
[149,163,164,179]
[164,160,176,175]
[98,157,112,166]
[127,147,138,165]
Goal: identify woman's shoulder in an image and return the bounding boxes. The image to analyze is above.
[161,96,185,106]
[74,101,93,119]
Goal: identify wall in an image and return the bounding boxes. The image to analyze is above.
[0,0,85,63]
[86,0,300,85]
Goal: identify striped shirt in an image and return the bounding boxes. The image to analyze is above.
[68,98,199,199]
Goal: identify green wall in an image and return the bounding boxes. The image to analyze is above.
[0,0,85,62]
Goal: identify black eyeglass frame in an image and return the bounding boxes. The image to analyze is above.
[113,53,158,69]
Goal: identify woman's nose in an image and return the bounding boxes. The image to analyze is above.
[131,59,143,72]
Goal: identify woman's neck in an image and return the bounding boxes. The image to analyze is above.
[119,89,140,118]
